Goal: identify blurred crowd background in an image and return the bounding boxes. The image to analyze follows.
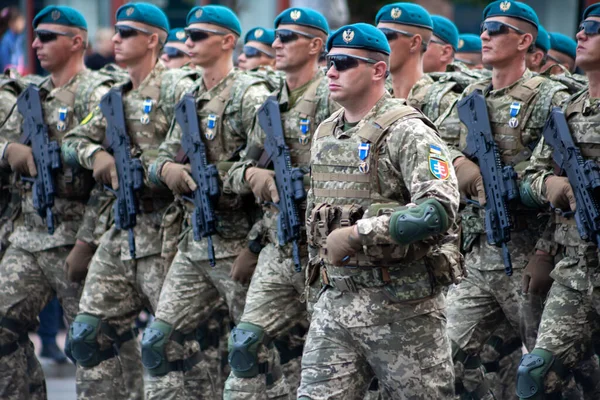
[0,0,591,77]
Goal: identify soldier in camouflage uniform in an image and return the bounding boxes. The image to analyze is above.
[525,24,551,74]
[543,32,577,75]
[455,34,484,70]
[516,5,600,398]
[237,27,276,72]
[140,5,271,399]
[0,6,123,400]
[435,2,571,399]
[297,23,461,400]
[60,4,199,399]
[160,28,192,70]
[375,3,432,100]
[423,15,460,74]
[222,7,338,399]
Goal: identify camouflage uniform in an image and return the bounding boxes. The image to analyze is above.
[298,93,461,399]
[61,62,197,400]
[223,69,338,399]
[436,69,570,399]
[142,68,270,399]
[518,90,600,397]
[0,69,115,400]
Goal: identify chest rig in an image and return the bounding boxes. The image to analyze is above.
[307,104,432,265]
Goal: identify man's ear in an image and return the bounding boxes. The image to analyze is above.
[517,33,534,52]
[308,37,324,56]
[222,33,237,51]
[373,61,388,81]
[409,34,423,54]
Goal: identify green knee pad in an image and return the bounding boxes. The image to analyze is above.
[228,322,265,378]
[70,314,103,368]
[516,348,555,399]
[389,199,449,244]
[141,320,173,377]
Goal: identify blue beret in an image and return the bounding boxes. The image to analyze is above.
[33,6,87,30]
[549,32,576,59]
[457,34,482,53]
[167,28,187,43]
[274,8,329,34]
[535,25,550,52]
[583,4,600,20]
[187,5,241,36]
[375,3,433,30]
[483,1,539,29]
[116,3,169,32]
[431,16,459,50]
[244,27,275,46]
[327,23,390,55]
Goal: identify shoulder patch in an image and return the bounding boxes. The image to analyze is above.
[428,144,450,180]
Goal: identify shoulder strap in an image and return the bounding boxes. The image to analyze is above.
[423,81,457,121]
[316,108,344,139]
[73,72,114,120]
[564,89,588,117]
[203,77,236,117]
[296,76,325,119]
[508,75,544,103]
[356,105,425,145]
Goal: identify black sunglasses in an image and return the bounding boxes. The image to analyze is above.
[184,27,227,42]
[275,28,317,44]
[326,54,379,72]
[163,46,189,59]
[243,45,274,59]
[579,20,600,36]
[378,27,416,42]
[34,29,75,43]
[480,21,527,36]
[114,24,153,39]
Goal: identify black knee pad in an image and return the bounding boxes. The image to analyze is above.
[70,314,104,368]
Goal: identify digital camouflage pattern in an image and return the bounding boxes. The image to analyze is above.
[224,69,339,399]
[61,62,197,400]
[0,69,120,400]
[298,93,460,399]
[145,68,271,399]
[520,89,600,396]
[438,69,570,399]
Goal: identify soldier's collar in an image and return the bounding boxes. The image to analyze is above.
[197,67,236,99]
[486,68,533,94]
[279,68,324,110]
[130,62,166,95]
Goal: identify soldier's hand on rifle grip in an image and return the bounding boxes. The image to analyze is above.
[245,167,280,203]
[325,225,362,266]
[545,176,576,211]
[5,143,37,177]
[161,162,198,194]
[92,150,119,190]
[453,157,486,206]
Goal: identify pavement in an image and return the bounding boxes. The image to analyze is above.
[30,330,77,400]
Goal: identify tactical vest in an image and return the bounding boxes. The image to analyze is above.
[307,102,458,299]
[540,64,587,95]
[281,76,324,167]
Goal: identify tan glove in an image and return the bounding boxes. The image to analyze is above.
[92,151,118,190]
[521,251,554,296]
[453,156,486,206]
[325,226,362,266]
[229,247,259,285]
[545,176,576,211]
[245,167,280,203]
[161,162,197,194]
[5,143,37,177]
[65,240,97,283]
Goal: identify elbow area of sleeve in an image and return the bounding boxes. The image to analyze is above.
[389,199,449,244]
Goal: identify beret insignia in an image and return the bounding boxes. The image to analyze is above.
[290,10,301,21]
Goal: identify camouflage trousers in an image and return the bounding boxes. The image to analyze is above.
[447,266,525,400]
[224,243,309,400]
[0,245,80,400]
[145,245,249,400]
[75,238,168,400]
[297,289,454,400]
[531,279,600,397]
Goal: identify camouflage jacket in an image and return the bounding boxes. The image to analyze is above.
[0,69,117,253]
[522,89,600,289]
[62,62,197,260]
[438,69,570,270]
[225,69,339,248]
[306,93,460,302]
[149,68,271,262]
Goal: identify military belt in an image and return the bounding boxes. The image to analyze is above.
[321,265,392,293]
[0,332,28,357]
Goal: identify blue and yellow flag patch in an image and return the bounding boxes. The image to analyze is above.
[428,144,450,180]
